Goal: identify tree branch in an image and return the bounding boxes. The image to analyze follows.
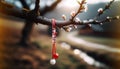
[35,16,119,28]
[34,0,40,13]
[40,0,62,16]
[0,0,119,28]
[70,0,87,21]
[94,0,115,20]
[0,5,25,19]
[19,0,29,9]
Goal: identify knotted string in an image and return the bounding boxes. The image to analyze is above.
[52,19,57,59]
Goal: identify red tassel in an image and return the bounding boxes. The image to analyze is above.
[52,19,59,59]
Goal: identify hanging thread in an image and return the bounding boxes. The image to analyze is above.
[50,19,59,65]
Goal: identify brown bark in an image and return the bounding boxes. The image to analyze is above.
[0,0,117,46]
[19,0,33,46]
[19,0,61,46]
[20,21,34,46]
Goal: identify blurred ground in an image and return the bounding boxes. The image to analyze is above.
[0,16,98,69]
[0,15,120,69]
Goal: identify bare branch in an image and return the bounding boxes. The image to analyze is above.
[70,0,87,21]
[19,0,29,9]
[0,0,14,8]
[35,16,119,28]
[34,0,40,13]
[94,0,115,20]
[0,5,25,19]
[0,0,119,28]
[41,0,62,15]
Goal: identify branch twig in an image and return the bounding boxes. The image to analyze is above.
[34,0,40,14]
[94,0,115,20]
[0,0,119,29]
[19,0,29,9]
[41,0,61,16]
[70,0,87,21]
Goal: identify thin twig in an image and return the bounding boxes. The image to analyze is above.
[0,0,119,28]
[41,0,62,16]
[94,0,115,20]
[70,0,86,21]
[35,16,119,28]
[19,0,29,9]
[34,0,40,13]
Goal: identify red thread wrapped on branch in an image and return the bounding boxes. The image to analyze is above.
[50,19,59,65]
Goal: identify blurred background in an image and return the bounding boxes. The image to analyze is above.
[0,0,120,69]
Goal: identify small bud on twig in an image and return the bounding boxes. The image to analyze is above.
[70,11,76,17]
[107,16,110,19]
[77,0,86,5]
[106,16,112,22]
[115,16,119,19]
[62,14,66,20]
[72,25,78,29]
[100,23,103,25]
[77,0,82,5]
[105,4,110,9]
[63,26,72,32]
[88,24,92,27]
[83,4,88,12]
[98,8,103,14]
[74,25,78,29]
